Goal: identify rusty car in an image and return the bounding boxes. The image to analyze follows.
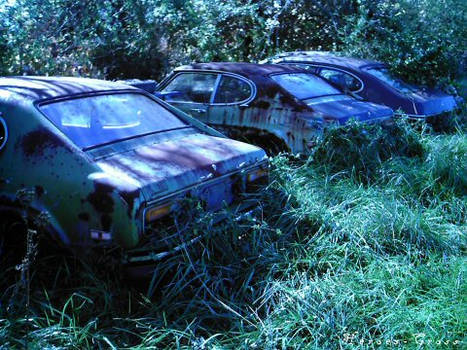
[264,51,459,119]
[0,76,268,273]
[155,62,394,154]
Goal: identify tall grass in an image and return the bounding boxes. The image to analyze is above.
[1,116,465,349]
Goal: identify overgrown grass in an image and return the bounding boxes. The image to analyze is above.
[1,116,465,349]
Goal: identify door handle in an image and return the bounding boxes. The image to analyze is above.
[190,108,207,114]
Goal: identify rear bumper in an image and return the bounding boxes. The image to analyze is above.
[395,109,458,119]
[403,101,459,119]
[122,198,260,276]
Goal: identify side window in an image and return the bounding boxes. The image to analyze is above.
[213,75,252,104]
[0,114,7,151]
[319,68,362,92]
[161,73,218,103]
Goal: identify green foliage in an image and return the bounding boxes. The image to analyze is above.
[1,120,465,348]
[311,118,425,183]
[1,0,465,85]
[341,0,467,86]
[0,1,466,348]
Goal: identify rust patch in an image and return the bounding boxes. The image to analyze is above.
[19,128,65,157]
[119,189,140,217]
[252,100,271,109]
[87,183,114,214]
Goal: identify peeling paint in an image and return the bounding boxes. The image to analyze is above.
[159,62,394,154]
[1,76,268,258]
[19,128,65,157]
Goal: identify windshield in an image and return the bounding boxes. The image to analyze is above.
[271,73,342,100]
[364,67,417,93]
[40,93,188,149]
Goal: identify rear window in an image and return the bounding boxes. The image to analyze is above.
[364,67,417,93]
[39,93,187,149]
[271,73,342,100]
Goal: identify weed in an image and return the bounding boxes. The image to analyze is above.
[0,119,465,348]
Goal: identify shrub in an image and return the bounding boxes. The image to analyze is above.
[310,118,425,183]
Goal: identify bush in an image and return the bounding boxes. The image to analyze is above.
[310,118,425,183]
[1,0,465,85]
[341,0,467,87]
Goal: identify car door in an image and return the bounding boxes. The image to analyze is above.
[205,73,256,130]
[317,67,363,95]
[158,72,219,121]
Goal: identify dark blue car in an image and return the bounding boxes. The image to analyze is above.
[265,51,459,119]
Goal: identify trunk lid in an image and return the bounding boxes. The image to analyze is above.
[307,95,394,124]
[410,89,458,116]
[93,133,266,205]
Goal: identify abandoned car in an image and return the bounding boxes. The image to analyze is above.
[155,62,394,154]
[0,76,268,270]
[265,51,459,118]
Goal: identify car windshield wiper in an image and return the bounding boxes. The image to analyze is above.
[301,93,343,101]
[82,126,192,151]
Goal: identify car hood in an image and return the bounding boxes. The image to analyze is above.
[307,96,393,124]
[409,89,457,116]
[90,133,267,204]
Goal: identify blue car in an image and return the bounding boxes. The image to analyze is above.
[265,51,459,119]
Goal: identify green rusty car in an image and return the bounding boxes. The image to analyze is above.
[0,77,268,272]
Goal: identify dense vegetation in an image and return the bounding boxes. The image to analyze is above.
[1,0,466,87]
[1,0,466,348]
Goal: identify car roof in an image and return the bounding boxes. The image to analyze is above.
[174,62,301,77]
[269,51,384,69]
[0,76,137,102]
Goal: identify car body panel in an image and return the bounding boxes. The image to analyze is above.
[156,63,393,154]
[409,88,458,117]
[265,51,458,118]
[0,76,268,257]
[309,98,394,124]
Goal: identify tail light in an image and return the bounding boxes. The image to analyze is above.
[245,166,269,192]
[246,168,268,183]
[145,201,173,223]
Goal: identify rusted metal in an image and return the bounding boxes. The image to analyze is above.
[0,76,268,266]
[157,62,394,154]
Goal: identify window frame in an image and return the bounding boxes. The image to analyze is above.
[160,70,257,106]
[212,73,256,105]
[281,63,364,93]
[160,71,220,105]
[316,66,364,93]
